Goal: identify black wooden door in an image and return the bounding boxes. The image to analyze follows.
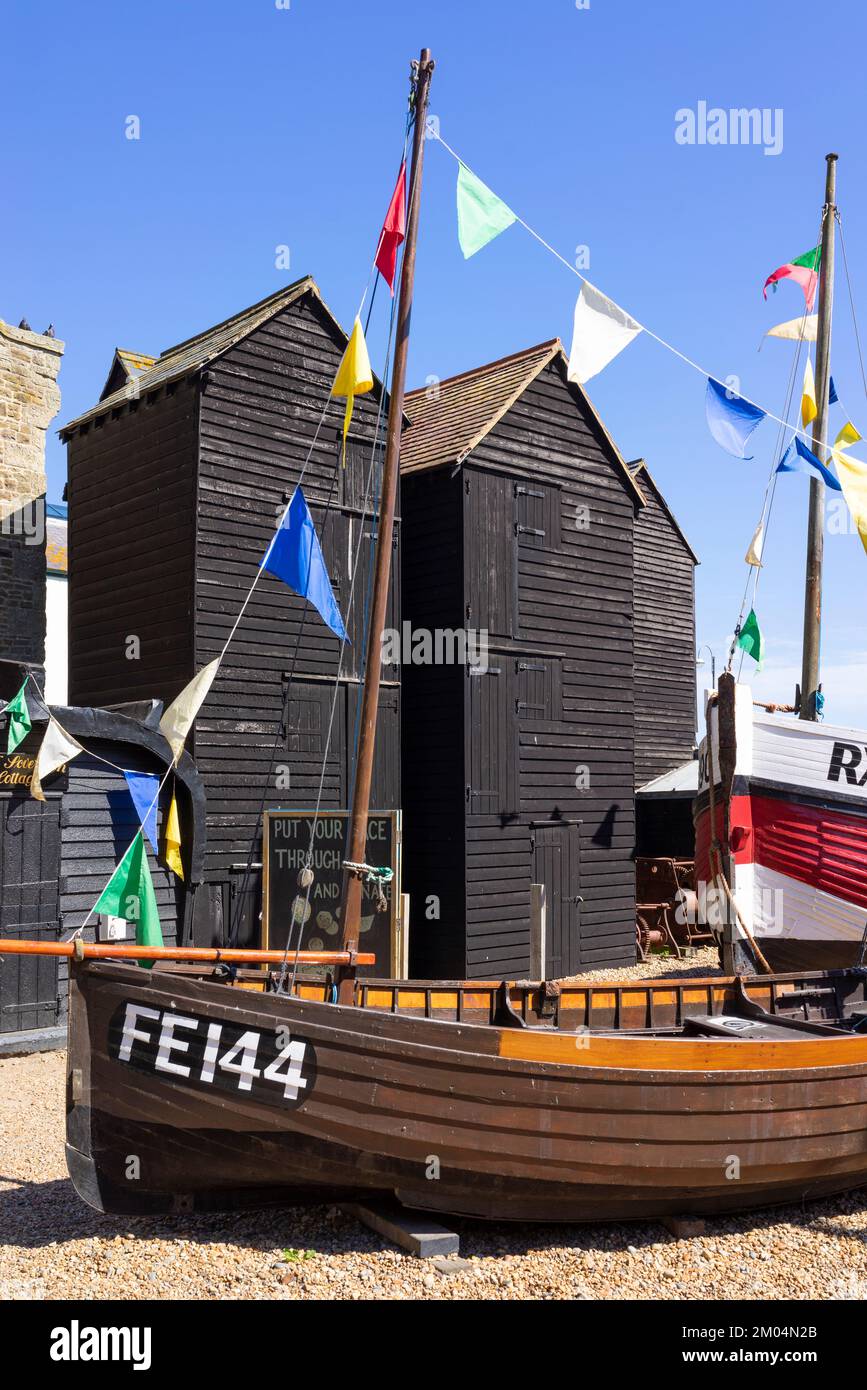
[0,796,62,1032]
[348,683,400,810]
[464,470,516,640]
[466,663,518,817]
[531,822,580,979]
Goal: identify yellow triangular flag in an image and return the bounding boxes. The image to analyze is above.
[331,316,373,464]
[834,451,867,558]
[164,791,184,879]
[744,520,764,568]
[159,659,220,764]
[31,718,83,801]
[801,357,817,427]
[835,421,862,451]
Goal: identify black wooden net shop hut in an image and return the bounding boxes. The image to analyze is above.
[630,458,698,793]
[399,340,696,979]
[61,279,401,949]
[0,659,205,1043]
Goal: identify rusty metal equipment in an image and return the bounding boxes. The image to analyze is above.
[636,857,713,961]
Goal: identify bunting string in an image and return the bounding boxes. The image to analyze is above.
[431,129,842,449]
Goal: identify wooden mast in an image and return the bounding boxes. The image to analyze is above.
[337,47,434,999]
[799,153,838,721]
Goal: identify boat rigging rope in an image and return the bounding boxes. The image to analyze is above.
[836,210,867,406]
[279,268,401,997]
[705,693,772,975]
[275,99,416,997]
[727,205,828,681]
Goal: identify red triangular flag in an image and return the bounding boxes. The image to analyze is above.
[374,162,407,294]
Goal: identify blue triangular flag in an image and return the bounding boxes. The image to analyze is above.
[705,377,766,459]
[776,436,841,491]
[123,771,160,852]
[261,487,349,642]
[829,376,838,405]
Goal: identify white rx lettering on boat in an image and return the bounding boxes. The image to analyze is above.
[111,1002,315,1107]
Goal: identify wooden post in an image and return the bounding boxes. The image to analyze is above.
[800,153,837,721]
[399,892,410,979]
[338,49,435,1002]
[530,883,547,978]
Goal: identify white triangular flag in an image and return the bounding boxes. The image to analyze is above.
[763,314,818,344]
[159,659,220,763]
[567,282,642,385]
[31,718,83,801]
[744,521,765,568]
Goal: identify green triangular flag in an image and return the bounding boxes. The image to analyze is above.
[456,163,516,259]
[95,832,163,968]
[792,245,821,271]
[737,609,765,672]
[2,680,32,754]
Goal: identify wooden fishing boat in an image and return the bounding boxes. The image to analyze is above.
[56,946,867,1221]
[695,675,867,974]
[5,53,866,1231]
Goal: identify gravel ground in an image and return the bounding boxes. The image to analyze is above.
[563,944,723,983]
[3,1033,867,1301]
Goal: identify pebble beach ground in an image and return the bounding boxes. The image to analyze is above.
[2,950,867,1302]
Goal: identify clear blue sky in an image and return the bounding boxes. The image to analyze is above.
[6,0,867,725]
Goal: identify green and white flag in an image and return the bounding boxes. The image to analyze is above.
[95,832,163,966]
[2,679,32,754]
[456,163,516,259]
[737,608,764,672]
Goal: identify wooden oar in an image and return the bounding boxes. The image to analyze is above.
[0,939,374,966]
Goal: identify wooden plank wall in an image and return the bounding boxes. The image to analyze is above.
[461,359,638,974]
[194,292,400,900]
[65,379,199,707]
[400,469,466,978]
[633,473,697,787]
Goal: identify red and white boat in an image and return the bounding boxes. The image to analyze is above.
[695,675,867,972]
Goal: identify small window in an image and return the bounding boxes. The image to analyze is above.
[514,482,561,551]
[343,438,379,514]
[514,656,561,721]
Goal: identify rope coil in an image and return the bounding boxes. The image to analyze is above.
[342,861,393,913]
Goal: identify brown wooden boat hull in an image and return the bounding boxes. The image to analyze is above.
[66,960,867,1223]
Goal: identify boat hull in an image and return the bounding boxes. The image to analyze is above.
[66,960,867,1223]
[695,680,867,973]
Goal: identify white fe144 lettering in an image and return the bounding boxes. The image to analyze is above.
[117,1003,309,1100]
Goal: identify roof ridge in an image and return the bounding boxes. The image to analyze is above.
[115,348,156,362]
[406,338,562,398]
[158,275,316,360]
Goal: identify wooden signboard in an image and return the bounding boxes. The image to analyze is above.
[0,730,68,795]
[263,809,401,977]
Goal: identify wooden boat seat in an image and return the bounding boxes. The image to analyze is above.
[683,1013,837,1041]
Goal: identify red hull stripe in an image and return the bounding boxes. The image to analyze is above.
[696,794,867,912]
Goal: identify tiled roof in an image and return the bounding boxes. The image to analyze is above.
[115,349,155,375]
[61,277,322,435]
[401,338,645,505]
[401,340,561,474]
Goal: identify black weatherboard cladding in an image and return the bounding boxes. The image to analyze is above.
[64,285,400,948]
[632,464,698,788]
[403,354,649,976]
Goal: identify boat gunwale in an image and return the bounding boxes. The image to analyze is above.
[71,958,867,1083]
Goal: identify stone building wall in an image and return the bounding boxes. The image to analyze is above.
[0,320,64,664]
